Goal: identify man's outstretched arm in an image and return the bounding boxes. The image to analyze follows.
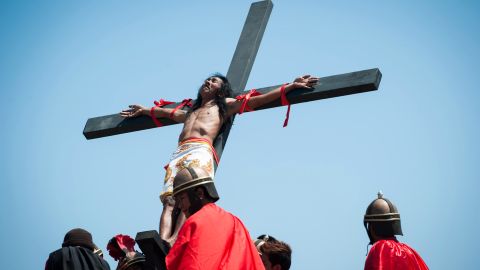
[227,75,319,115]
[120,104,188,123]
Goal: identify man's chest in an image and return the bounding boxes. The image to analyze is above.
[186,107,221,124]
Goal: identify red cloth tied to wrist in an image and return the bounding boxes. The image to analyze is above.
[235,89,262,114]
[150,99,175,127]
[150,98,193,127]
[170,98,193,119]
[280,83,291,127]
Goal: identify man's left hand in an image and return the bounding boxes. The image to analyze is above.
[292,75,319,89]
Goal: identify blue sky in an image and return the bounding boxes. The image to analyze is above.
[1,0,479,269]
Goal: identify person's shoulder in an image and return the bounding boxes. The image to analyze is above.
[201,203,236,219]
[185,203,218,222]
[46,247,63,262]
[203,202,222,213]
[48,247,63,255]
[371,238,398,251]
[209,204,244,222]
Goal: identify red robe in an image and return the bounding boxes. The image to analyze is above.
[166,203,265,270]
[365,238,429,270]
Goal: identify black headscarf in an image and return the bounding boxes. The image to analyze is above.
[45,246,110,270]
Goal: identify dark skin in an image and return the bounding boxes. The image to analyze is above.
[368,224,397,244]
[368,225,382,244]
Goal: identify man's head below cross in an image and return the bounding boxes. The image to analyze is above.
[254,234,292,270]
[172,166,220,218]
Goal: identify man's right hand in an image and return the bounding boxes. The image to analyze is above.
[120,104,147,118]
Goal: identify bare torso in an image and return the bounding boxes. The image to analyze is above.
[178,104,223,144]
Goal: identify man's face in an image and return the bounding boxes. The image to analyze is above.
[200,76,223,98]
[175,191,191,217]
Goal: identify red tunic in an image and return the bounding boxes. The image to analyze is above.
[365,238,429,270]
[166,203,265,270]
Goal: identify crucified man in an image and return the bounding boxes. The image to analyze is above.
[120,73,318,246]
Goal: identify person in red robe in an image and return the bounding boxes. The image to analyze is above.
[363,192,429,270]
[166,166,265,270]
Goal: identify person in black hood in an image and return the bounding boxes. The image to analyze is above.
[45,228,110,270]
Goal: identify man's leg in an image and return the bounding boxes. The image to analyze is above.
[159,196,175,243]
[168,210,186,244]
[159,196,187,246]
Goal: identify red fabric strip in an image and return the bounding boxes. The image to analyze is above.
[150,107,164,127]
[150,99,175,127]
[169,98,193,119]
[280,83,291,127]
[235,89,262,114]
[154,99,175,107]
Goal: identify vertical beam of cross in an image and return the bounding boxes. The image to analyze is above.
[213,0,273,166]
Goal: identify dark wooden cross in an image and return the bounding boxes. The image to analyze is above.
[83,1,381,269]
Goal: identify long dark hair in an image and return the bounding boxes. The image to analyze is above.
[190,73,233,132]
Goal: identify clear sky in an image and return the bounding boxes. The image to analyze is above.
[1,0,479,269]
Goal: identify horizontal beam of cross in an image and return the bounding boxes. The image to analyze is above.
[83,68,381,140]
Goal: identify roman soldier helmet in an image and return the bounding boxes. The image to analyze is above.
[172,166,219,202]
[363,191,403,243]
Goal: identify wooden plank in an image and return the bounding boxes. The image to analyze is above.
[83,68,381,139]
[213,0,273,163]
[254,68,381,110]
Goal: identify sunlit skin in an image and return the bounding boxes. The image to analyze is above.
[179,76,224,143]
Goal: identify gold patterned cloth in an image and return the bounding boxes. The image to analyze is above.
[160,138,216,202]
